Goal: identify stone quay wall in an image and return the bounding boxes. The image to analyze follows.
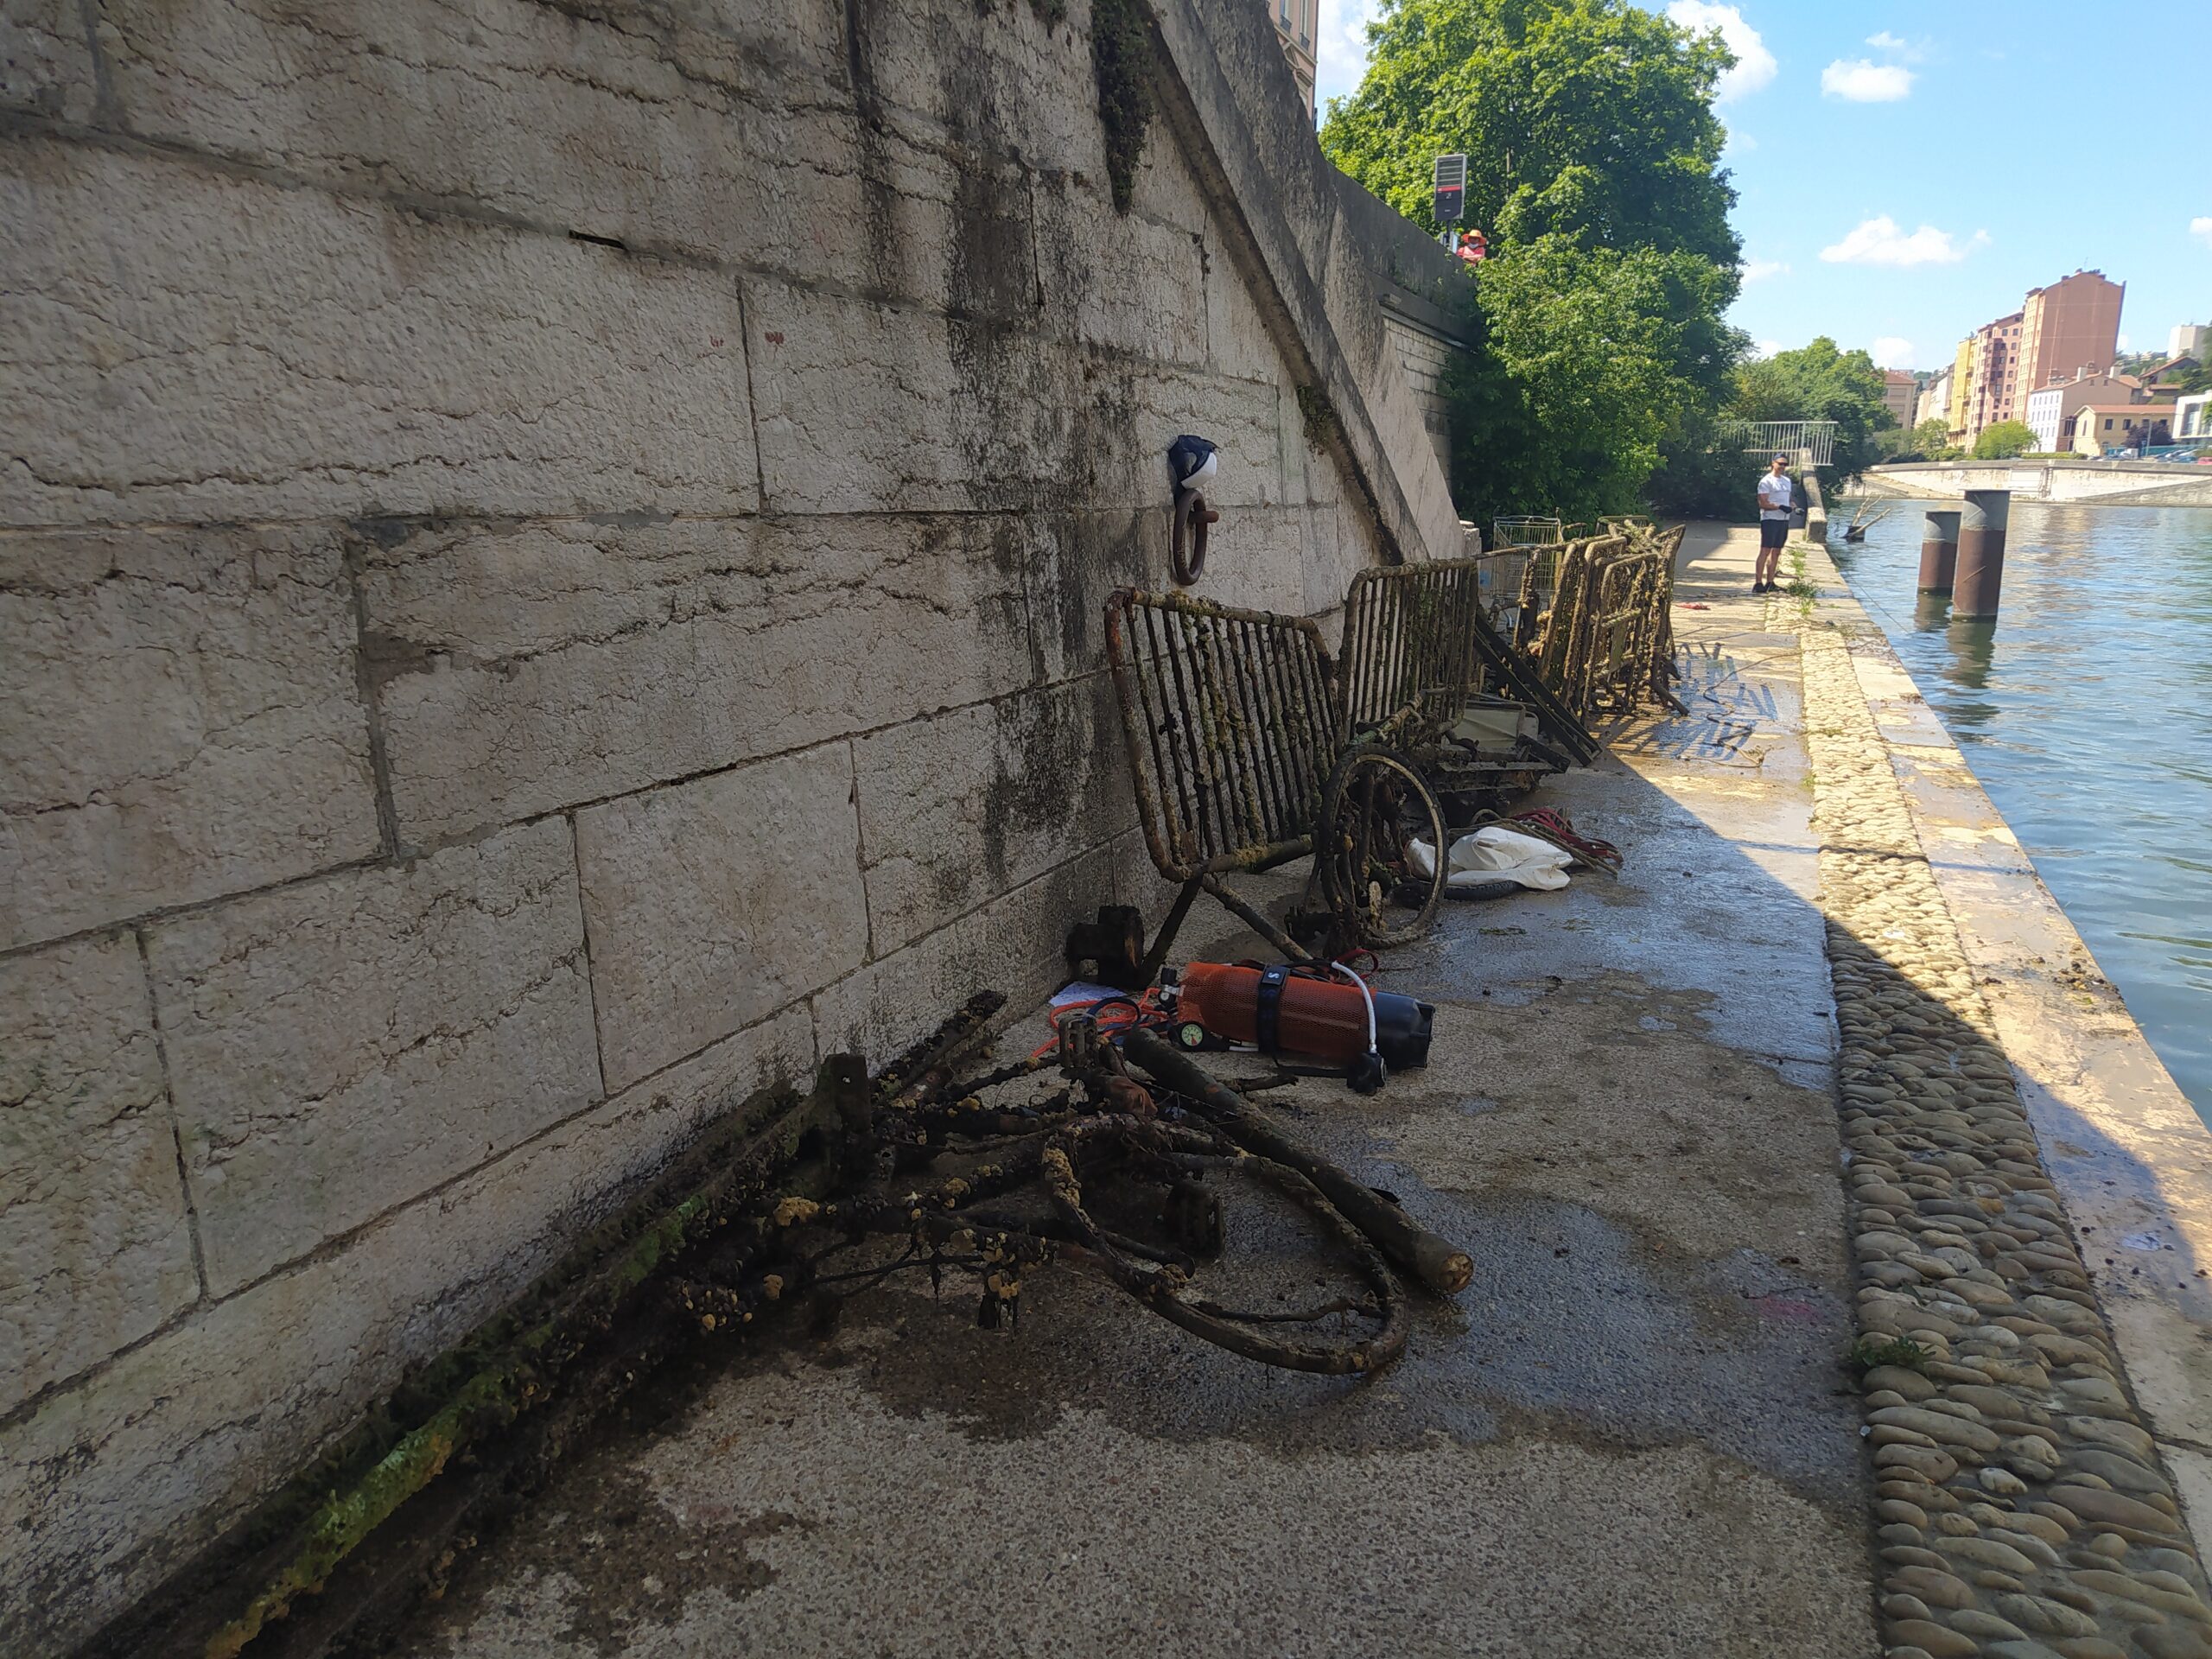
[0,2,1458,1648]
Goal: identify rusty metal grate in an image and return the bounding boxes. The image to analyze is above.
[1338,560,1487,741]
[1103,588,1340,883]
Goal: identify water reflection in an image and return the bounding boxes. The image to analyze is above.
[1943,619,1995,693]
[1831,499,2212,1128]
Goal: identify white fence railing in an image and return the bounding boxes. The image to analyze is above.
[1714,420,1837,468]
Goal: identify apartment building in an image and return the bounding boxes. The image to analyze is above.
[1268,0,1318,118]
[1881,369,1916,429]
[2022,370,2137,453]
[1916,366,1953,432]
[1965,312,2024,436]
[1948,270,2126,447]
[2016,270,2123,406]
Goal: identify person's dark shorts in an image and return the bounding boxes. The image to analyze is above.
[1758,517,1789,549]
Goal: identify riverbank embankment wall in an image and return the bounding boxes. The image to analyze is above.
[0,3,1459,1648]
[1808,536,2212,1546]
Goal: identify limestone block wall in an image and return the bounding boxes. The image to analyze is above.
[1383,314,1458,477]
[0,1,1455,1649]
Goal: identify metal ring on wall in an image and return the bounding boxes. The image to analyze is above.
[1172,487,1217,586]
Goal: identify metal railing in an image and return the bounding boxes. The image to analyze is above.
[1491,515,1564,548]
[1715,419,1838,468]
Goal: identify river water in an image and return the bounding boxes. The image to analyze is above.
[1828,498,2212,1128]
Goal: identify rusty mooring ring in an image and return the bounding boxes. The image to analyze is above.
[1172,487,1218,586]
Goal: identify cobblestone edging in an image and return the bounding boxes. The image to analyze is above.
[1798,618,2212,1659]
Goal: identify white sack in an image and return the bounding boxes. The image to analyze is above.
[1409,826,1573,892]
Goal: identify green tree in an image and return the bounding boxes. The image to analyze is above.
[1322,0,1740,268]
[1972,419,2036,460]
[1442,235,1741,527]
[1325,0,1746,524]
[1885,417,1954,461]
[1730,337,1891,493]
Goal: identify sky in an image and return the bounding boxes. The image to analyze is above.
[1313,1,2211,372]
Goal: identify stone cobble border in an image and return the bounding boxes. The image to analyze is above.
[1798,617,2212,1659]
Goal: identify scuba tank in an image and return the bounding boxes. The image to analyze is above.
[1168,962,1435,1094]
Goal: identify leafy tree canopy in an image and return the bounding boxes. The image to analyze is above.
[1325,0,1748,524]
[1885,417,1956,461]
[1445,236,1740,526]
[1731,337,1891,487]
[1322,0,1741,270]
[1972,419,2037,460]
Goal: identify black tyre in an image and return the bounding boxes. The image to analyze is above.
[1314,745,1446,950]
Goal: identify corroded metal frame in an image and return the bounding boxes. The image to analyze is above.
[1103,588,1339,885]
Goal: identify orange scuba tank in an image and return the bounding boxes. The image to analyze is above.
[1172,962,1434,1082]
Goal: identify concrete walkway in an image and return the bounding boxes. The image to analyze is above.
[393,528,1887,1657]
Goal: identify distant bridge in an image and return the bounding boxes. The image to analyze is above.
[1855,460,2212,508]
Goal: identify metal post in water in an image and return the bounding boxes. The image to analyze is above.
[1953,490,2010,620]
[1916,509,1961,594]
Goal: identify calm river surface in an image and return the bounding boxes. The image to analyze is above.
[1829,499,2212,1127]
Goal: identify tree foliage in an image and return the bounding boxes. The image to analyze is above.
[1886,417,1956,461]
[1731,337,1891,490]
[1442,237,1739,527]
[1322,0,1740,267]
[1323,0,1746,525]
[1972,419,2037,460]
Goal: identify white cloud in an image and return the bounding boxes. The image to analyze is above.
[1751,340,1784,360]
[1820,216,1985,267]
[1314,0,1380,111]
[1741,258,1789,282]
[1666,3,1777,103]
[1822,59,1915,101]
[1872,337,1915,369]
[1866,30,1908,51]
[2192,216,2212,249]
[2119,334,2132,353]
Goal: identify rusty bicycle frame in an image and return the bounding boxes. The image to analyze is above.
[1103,588,1340,976]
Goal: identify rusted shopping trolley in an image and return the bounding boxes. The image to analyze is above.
[1338,557,1599,806]
[1085,588,1456,979]
[1531,527,1687,720]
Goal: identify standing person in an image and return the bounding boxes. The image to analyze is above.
[1754,454,1793,593]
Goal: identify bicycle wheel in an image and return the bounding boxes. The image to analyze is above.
[1314,745,1446,950]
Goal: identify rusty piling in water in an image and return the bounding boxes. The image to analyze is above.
[1916,508,1960,594]
[1953,490,2010,620]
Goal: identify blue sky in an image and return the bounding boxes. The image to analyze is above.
[1315,2,2212,370]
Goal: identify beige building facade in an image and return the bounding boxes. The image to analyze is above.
[1269,0,1318,117]
[2073,403,2174,456]
[1880,369,1916,429]
[2022,370,2138,453]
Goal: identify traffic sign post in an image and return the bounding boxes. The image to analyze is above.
[1433,153,1465,226]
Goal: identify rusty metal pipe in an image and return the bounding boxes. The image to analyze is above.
[1953,490,2010,620]
[1916,508,1960,594]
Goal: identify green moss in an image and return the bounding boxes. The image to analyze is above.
[1296,385,1341,452]
[1090,0,1154,213]
[1849,1332,1930,1376]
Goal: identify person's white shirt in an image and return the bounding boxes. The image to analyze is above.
[1758,472,1793,518]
